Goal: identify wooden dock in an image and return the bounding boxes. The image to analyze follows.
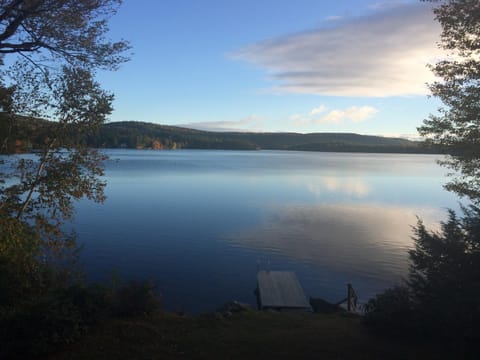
[256,271,311,311]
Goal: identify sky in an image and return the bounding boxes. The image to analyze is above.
[98,0,445,138]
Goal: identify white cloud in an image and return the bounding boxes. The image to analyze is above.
[318,106,378,124]
[310,104,327,116]
[290,104,327,126]
[233,2,443,97]
[179,115,264,132]
[291,104,377,126]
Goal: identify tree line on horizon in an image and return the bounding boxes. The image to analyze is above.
[3,117,442,154]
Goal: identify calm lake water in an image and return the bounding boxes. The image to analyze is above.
[73,149,458,313]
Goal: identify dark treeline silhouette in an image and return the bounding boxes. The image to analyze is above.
[7,117,442,154]
[365,1,480,356]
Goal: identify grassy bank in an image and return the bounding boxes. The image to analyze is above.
[47,311,449,359]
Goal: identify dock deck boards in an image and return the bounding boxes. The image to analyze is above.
[257,271,311,310]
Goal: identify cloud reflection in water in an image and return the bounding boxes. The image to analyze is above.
[226,204,443,284]
[298,176,371,198]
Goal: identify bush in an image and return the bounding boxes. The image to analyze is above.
[0,283,112,359]
[112,280,162,318]
[365,205,480,351]
[0,217,163,358]
[0,278,163,358]
[364,286,414,335]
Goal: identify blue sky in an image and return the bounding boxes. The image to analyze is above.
[99,0,444,137]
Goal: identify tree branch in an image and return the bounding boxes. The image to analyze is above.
[16,137,57,219]
[0,41,41,52]
[0,0,24,23]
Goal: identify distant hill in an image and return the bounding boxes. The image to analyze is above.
[0,113,54,153]
[1,117,440,154]
[89,121,436,153]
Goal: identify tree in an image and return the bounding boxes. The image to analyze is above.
[408,206,480,339]
[366,2,480,350]
[0,0,128,66]
[0,0,129,252]
[1,65,111,247]
[418,0,480,204]
[0,1,129,355]
[365,206,480,346]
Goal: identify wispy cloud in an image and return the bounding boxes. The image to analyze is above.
[290,104,327,126]
[179,115,264,132]
[310,105,327,116]
[318,106,378,124]
[325,15,343,21]
[291,104,378,126]
[233,2,442,97]
[368,1,410,10]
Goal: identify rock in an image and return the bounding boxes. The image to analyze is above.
[218,300,251,314]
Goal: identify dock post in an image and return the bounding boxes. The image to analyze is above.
[347,283,357,312]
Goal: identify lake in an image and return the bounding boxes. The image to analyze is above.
[73,149,458,313]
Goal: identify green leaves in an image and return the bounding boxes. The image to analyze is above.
[365,205,480,343]
[420,0,480,204]
[0,0,127,246]
[408,205,480,339]
[0,1,129,357]
[0,0,130,69]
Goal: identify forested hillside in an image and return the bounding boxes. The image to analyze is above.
[2,118,439,154]
[89,121,436,153]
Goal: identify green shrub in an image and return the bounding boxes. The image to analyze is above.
[364,286,414,335]
[365,205,480,352]
[0,283,110,359]
[112,280,162,317]
[0,214,114,358]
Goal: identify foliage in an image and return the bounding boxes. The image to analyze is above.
[367,2,480,353]
[408,206,480,340]
[0,0,129,357]
[78,120,435,152]
[0,222,78,358]
[1,66,110,245]
[0,213,91,358]
[365,205,480,347]
[0,217,45,305]
[0,283,94,358]
[7,118,440,153]
[418,0,480,203]
[363,286,414,335]
[111,280,162,318]
[0,0,128,270]
[0,279,162,358]
[0,0,129,66]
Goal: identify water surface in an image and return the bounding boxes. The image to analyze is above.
[74,150,458,313]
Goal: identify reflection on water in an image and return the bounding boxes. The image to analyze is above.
[73,150,459,312]
[226,204,444,302]
[289,176,370,198]
[320,177,370,197]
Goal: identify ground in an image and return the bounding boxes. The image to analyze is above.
[45,311,451,360]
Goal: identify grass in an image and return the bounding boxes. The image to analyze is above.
[45,310,451,360]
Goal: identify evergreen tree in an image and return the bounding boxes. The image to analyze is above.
[366,2,480,349]
[418,0,480,204]
[408,206,480,339]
